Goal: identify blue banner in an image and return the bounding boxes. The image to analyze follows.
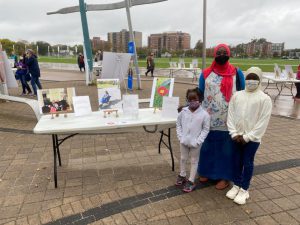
[128,42,135,54]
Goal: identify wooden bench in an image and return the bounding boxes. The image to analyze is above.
[0,94,41,120]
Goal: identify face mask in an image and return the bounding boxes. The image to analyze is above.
[189,101,200,110]
[215,55,229,65]
[245,80,260,91]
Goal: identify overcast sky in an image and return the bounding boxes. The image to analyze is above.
[0,0,299,49]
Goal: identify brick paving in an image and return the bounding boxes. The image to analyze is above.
[0,69,299,224]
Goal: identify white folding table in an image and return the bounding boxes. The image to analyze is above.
[263,74,300,102]
[33,108,176,188]
[167,67,201,82]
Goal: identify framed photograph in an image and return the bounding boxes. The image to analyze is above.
[97,79,122,110]
[150,77,175,108]
[37,87,75,114]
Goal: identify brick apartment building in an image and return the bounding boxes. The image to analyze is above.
[107,29,142,53]
[241,41,284,57]
[148,31,191,52]
[91,37,110,51]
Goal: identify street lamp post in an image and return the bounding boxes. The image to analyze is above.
[125,0,141,89]
[202,0,207,70]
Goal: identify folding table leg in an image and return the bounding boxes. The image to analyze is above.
[55,135,62,166]
[158,128,175,171]
[52,134,58,188]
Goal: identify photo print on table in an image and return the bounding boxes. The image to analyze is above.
[37,87,76,114]
[97,79,122,110]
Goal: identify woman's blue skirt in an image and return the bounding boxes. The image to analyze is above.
[197,130,235,181]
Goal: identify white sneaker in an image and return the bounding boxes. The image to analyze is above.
[233,188,249,205]
[226,185,240,200]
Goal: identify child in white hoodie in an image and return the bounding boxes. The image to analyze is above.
[176,88,210,192]
[226,67,272,204]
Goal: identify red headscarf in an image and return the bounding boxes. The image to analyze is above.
[203,44,236,102]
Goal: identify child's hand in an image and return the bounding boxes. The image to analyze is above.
[238,136,247,145]
[232,136,239,142]
[177,105,184,113]
[234,135,246,145]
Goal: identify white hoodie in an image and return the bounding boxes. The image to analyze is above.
[227,67,272,143]
[176,106,210,148]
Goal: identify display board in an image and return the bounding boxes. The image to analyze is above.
[97,79,122,110]
[0,50,17,94]
[101,52,131,82]
[150,77,175,108]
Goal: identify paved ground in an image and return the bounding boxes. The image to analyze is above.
[0,69,299,225]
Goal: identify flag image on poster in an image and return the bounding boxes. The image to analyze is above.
[150,77,175,108]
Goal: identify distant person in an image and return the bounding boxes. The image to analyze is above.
[197,43,245,190]
[226,67,272,204]
[94,50,103,62]
[99,50,103,61]
[10,51,18,67]
[15,54,32,95]
[145,53,155,77]
[100,91,110,105]
[295,64,300,99]
[77,53,85,72]
[176,88,210,192]
[25,49,42,96]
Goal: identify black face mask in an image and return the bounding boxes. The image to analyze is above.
[215,55,229,65]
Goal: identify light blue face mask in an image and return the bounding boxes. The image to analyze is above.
[245,80,260,92]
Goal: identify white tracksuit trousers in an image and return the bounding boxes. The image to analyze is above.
[179,144,201,183]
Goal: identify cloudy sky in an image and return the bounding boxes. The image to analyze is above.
[0,0,299,49]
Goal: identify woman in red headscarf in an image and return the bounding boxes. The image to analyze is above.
[197,44,245,190]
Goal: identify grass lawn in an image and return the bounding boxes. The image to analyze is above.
[38,56,300,72]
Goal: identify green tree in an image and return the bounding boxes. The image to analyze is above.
[36,41,51,56]
[0,39,14,55]
[137,47,149,59]
[194,40,203,51]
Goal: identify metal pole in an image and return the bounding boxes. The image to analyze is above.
[202,0,207,70]
[79,0,94,85]
[125,0,141,89]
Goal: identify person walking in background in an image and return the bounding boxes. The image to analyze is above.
[77,53,85,72]
[94,50,103,63]
[25,49,42,96]
[226,67,272,204]
[145,53,155,77]
[295,64,300,99]
[15,54,31,95]
[176,88,210,192]
[197,43,245,190]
